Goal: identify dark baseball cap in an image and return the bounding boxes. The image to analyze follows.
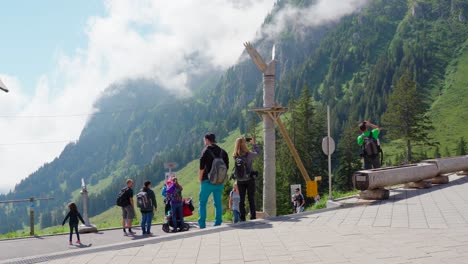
[204,133,217,143]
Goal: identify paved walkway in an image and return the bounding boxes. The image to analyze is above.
[0,223,178,261]
[2,174,468,264]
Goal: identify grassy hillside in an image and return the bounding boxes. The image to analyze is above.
[430,41,468,155]
[382,41,468,162]
[87,129,243,228]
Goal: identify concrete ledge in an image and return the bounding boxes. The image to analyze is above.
[326,200,342,209]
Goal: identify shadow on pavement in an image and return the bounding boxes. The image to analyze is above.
[74,243,92,248]
[232,221,273,230]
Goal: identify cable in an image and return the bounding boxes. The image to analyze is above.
[0,105,156,119]
[0,140,74,147]
[0,109,130,119]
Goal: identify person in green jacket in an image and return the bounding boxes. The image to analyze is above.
[357,120,381,169]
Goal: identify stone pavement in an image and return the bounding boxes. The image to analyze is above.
[0,224,173,261]
[3,174,468,264]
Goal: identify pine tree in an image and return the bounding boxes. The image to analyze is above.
[274,86,327,214]
[382,73,435,163]
[444,146,451,157]
[335,122,362,191]
[433,146,441,158]
[456,137,467,156]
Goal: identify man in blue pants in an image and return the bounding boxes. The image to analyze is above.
[198,133,229,229]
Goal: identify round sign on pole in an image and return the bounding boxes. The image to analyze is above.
[322,136,336,155]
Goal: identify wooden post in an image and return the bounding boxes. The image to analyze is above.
[275,118,312,182]
[29,197,34,236]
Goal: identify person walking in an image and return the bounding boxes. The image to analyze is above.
[198,133,229,229]
[137,181,157,236]
[118,179,136,235]
[229,182,241,223]
[232,137,260,221]
[166,176,184,232]
[62,203,85,245]
[357,120,381,169]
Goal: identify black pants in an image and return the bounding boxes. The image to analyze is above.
[69,224,80,242]
[364,155,381,169]
[238,178,256,221]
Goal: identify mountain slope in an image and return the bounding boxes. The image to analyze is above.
[2,0,468,234]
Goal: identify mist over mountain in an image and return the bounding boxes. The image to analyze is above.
[1,0,468,233]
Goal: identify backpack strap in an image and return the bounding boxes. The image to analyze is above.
[207,147,222,159]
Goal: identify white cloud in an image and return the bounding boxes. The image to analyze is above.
[0,0,276,194]
[0,0,370,194]
[260,0,369,40]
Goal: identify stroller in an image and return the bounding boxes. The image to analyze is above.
[162,198,194,233]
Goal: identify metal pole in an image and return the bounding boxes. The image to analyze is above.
[328,105,332,200]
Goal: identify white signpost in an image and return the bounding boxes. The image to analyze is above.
[164,162,177,182]
[323,106,341,209]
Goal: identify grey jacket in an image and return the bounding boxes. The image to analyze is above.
[243,144,260,173]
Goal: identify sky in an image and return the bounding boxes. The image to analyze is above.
[0,0,368,194]
[0,0,277,194]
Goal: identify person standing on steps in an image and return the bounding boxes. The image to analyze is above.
[357,120,381,169]
[198,133,229,229]
[62,203,85,245]
[232,137,260,221]
[118,179,136,235]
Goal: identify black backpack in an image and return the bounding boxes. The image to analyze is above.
[137,191,153,211]
[116,187,129,207]
[363,131,379,158]
[233,154,250,182]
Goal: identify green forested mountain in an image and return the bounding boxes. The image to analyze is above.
[1,0,468,234]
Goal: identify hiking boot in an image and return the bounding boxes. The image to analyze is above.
[123,230,128,236]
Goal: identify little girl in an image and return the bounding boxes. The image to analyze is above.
[229,182,240,223]
[62,203,85,245]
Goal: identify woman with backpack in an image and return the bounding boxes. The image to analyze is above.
[232,137,260,221]
[137,181,157,236]
[166,176,184,232]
